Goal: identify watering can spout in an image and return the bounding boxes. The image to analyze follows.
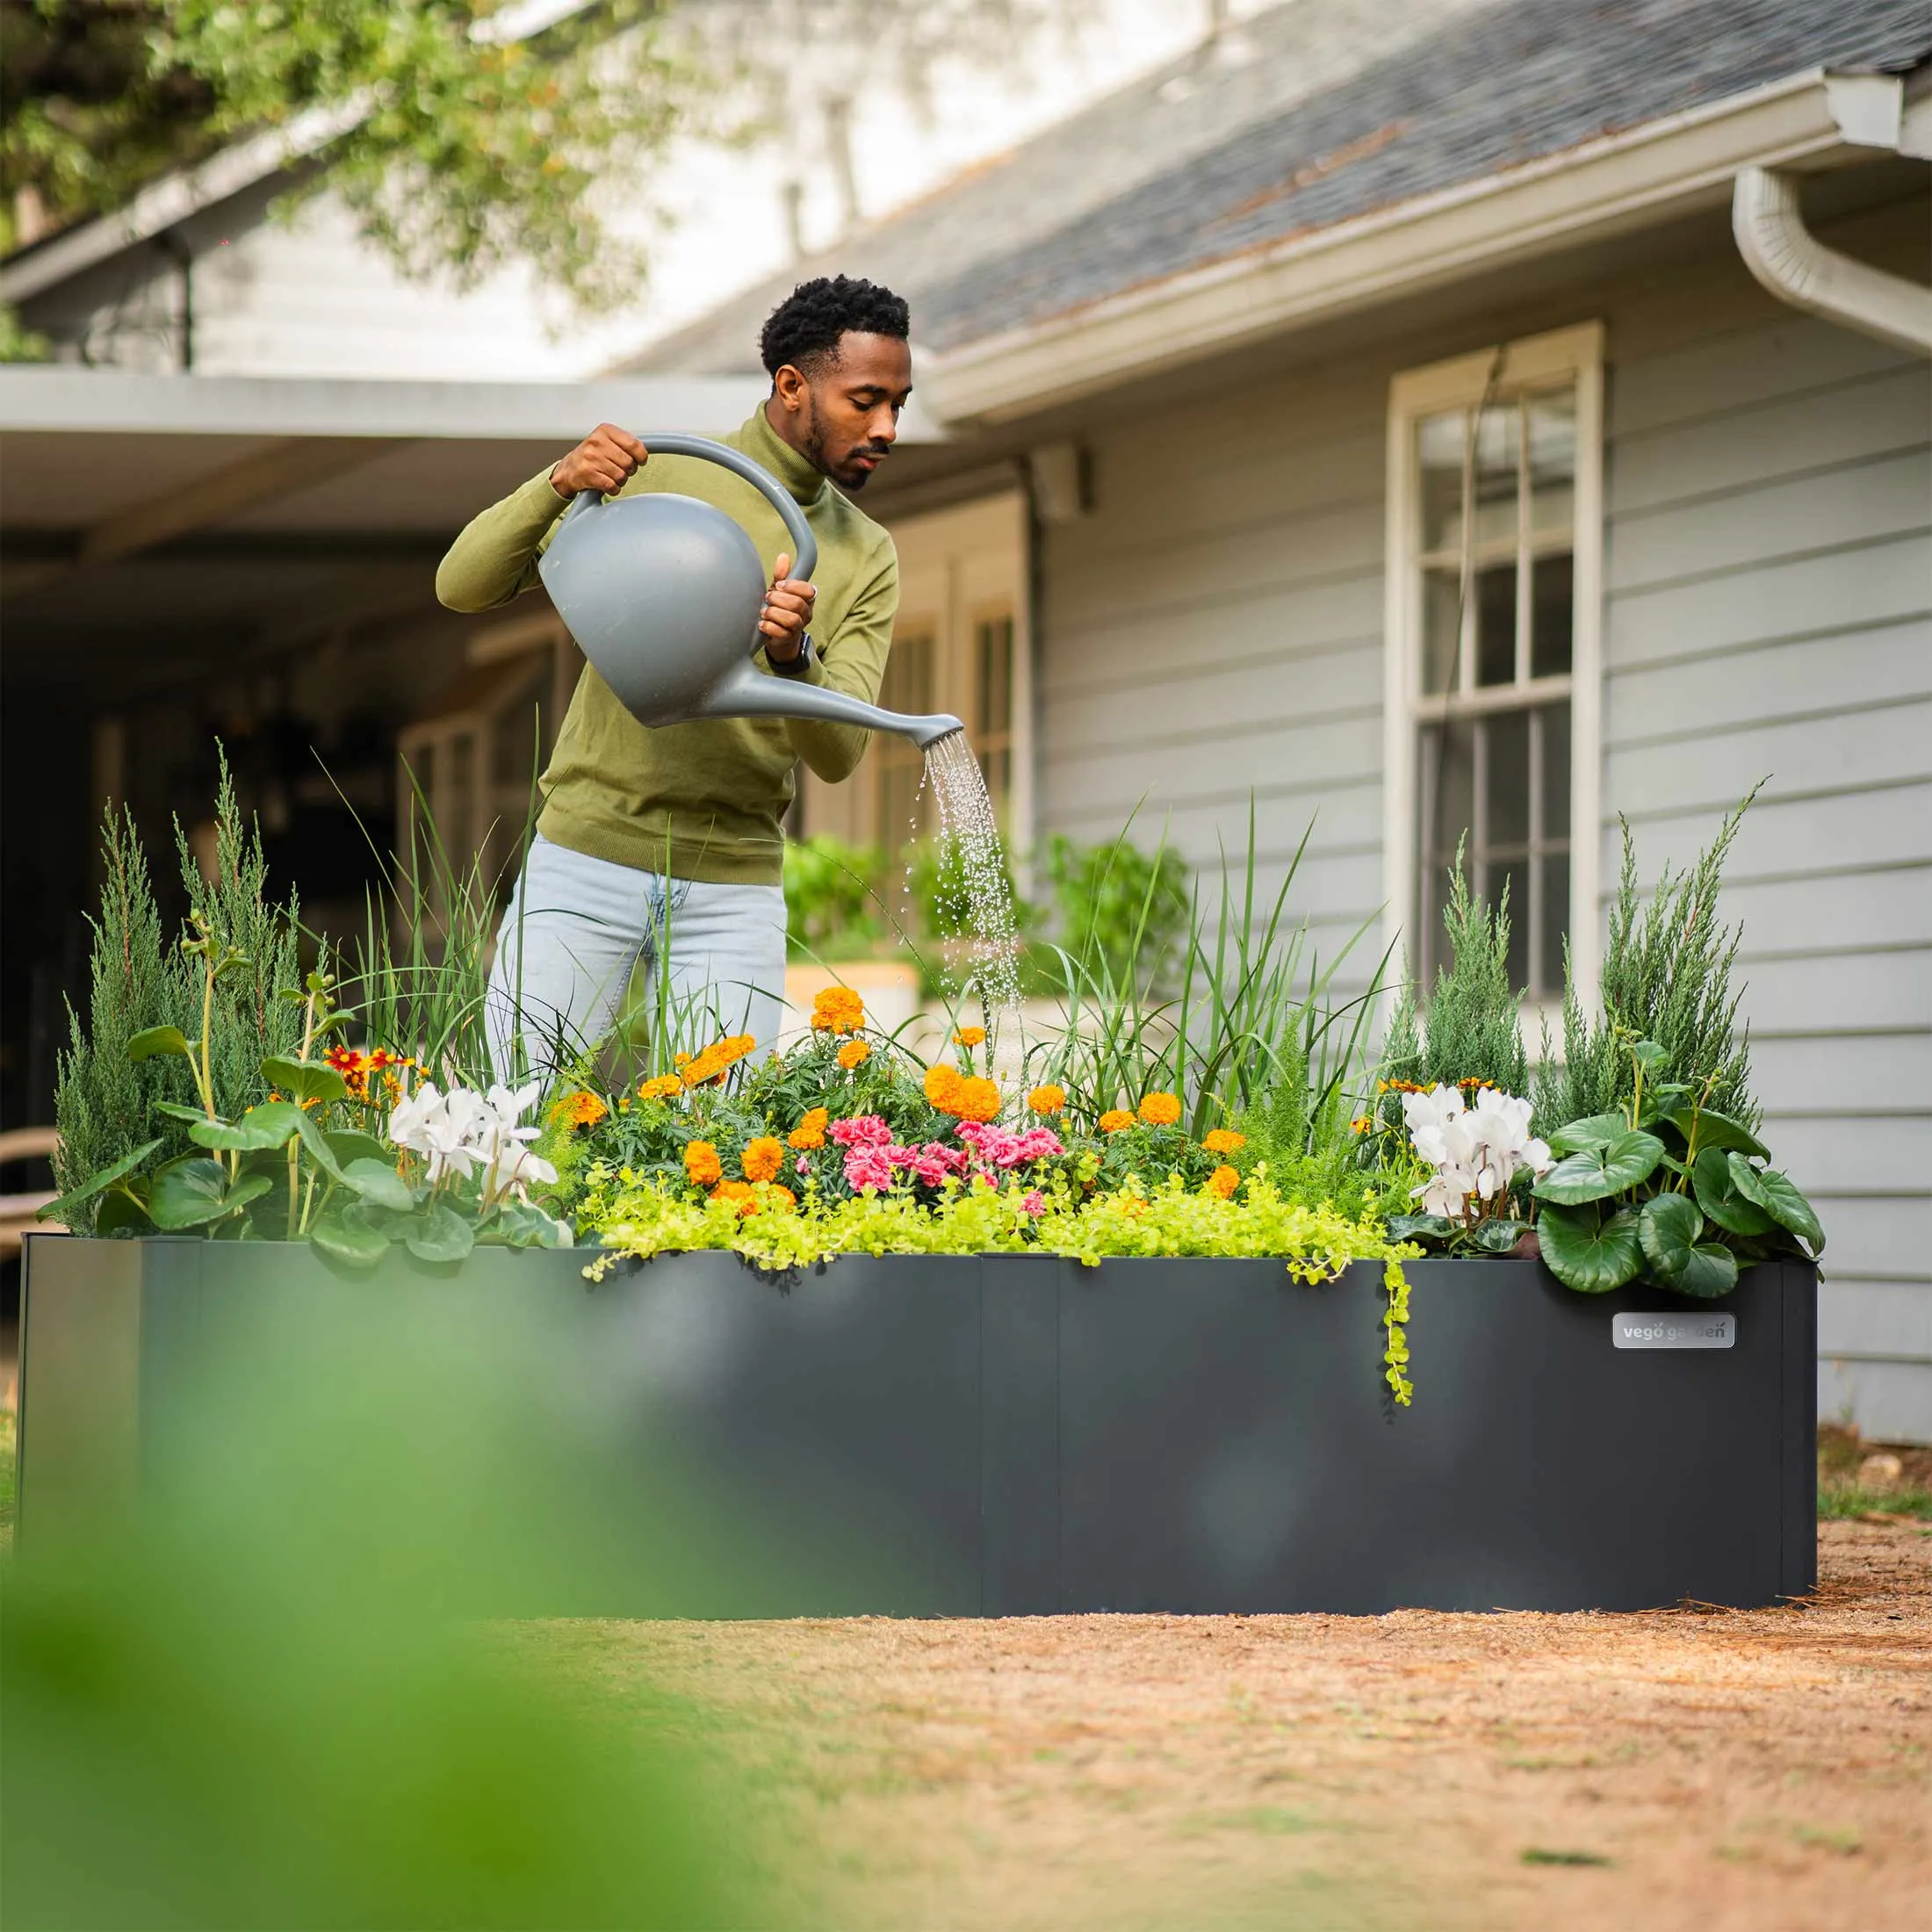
[536,431,971,754]
[702,660,964,749]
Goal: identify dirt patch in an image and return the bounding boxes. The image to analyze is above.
[515,1524,1932,1931]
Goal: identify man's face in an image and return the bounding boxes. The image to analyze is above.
[775,333,913,490]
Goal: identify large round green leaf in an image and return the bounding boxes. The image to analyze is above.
[1637,1193,1739,1298]
[1690,1146,1775,1236]
[1666,1105,1768,1162]
[1546,1113,1628,1157]
[341,1158,416,1213]
[404,1202,475,1263]
[1535,1201,1643,1294]
[1533,1129,1665,1206]
[259,1056,350,1106]
[189,1100,306,1152]
[148,1157,245,1230]
[1727,1155,1825,1256]
[310,1209,390,1268]
[127,1026,192,1063]
[326,1131,389,1170]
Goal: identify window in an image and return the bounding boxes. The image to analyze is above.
[970,604,1016,821]
[1384,324,1603,1006]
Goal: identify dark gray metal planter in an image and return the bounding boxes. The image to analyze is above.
[17,1236,1815,1616]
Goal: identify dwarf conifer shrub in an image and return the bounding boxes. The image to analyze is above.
[1535,802,1757,1131]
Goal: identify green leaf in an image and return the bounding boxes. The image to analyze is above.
[341,1158,415,1213]
[404,1202,474,1263]
[128,1026,192,1063]
[1533,1130,1665,1205]
[1545,1113,1627,1157]
[148,1157,256,1230]
[1387,1214,1456,1245]
[94,1189,155,1236]
[1470,1217,1530,1255]
[1629,1038,1669,1072]
[189,1100,306,1152]
[1636,1193,1737,1297]
[1536,1201,1644,1294]
[310,1209,391,1268]
[1727,1155,1825,1256]
[326,1131,389,1169]
[259,1056,349,1105]
[1690,1146,1776,1236]
[38,1136,164,1225]
[288,1108,345,1180]
[154,1100,215,1125]
[1666,1105,1768,1162]
[488,1200,573,1250]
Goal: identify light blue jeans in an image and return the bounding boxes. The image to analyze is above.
[487,833,786,1081]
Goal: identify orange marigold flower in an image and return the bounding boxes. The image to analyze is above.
[550,1089,609,1129]
[952,1025,986,1049]
[741,1135,785,1184]
[811,986,865,1034]
[684,1141,723,1188]
[679,1033,757,1088]
[924,1063,961,1107]
[788,1107,829,1150]
[838,1039,871,1071]
[1201,1128,1245,1155]
[1137,1092,1182,1128]
[1098,1108,1135,1133]
[1206,1164,1241,1199]
[638,1074,683,1101]
[710,1179,760,1217]
[1027,1084,1066,1116]
[949,1076,1002,1123]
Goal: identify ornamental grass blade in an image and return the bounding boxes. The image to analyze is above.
[1727,1154,1825,1255]
[1534,1129,1665,1205]
[1535,1201,1643,1293]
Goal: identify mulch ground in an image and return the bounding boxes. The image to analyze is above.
[522,1520,1932,1931]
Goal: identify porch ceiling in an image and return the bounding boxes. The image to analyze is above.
[0,370,948,690]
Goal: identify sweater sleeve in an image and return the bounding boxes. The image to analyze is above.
[435,467,572,612]
[777,540,900,784]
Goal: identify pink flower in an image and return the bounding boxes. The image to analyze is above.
[1022,1190,1046,1216]
[794,1154,812,1175]
[829,1114,892,1149]
[956,1121,1063,1170]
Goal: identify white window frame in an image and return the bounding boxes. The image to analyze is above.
[1381,320,1604,1020]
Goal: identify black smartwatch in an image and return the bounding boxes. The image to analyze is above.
[772,632,815,675]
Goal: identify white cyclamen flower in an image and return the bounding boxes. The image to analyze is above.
[386,1081,486,1183]
[475,1080,556,1201]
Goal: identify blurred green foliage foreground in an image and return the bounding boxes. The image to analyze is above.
[0,1289,759,1929]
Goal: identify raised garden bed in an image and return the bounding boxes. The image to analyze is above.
[18,1236,1815,1616]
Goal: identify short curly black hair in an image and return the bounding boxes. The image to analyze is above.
[759,275,910,378]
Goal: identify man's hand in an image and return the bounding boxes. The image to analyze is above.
[760,552,817,664]
[550,424,647,499]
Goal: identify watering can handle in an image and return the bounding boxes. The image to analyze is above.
[553,432,818,584]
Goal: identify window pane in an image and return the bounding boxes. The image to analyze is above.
[1472,401,1517,547]
[881,623,934,715]
[975,613,1013,738]
[1422,566,1460,694]
[1538,853,1570,1002]
[1528,389,1576,536]
[1474,561,1517,687]
[1484,709,1530,850]
[1539,702,1571,840]
[1418,409,1465,552]
[1530,550,1573,678]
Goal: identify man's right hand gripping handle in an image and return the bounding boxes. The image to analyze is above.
[550,423,650,501]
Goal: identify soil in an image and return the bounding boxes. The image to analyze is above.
[523,1521,1932,1932]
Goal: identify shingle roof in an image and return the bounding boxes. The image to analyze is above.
[617,0,1931,374]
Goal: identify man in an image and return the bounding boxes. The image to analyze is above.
[436,275,912,1077]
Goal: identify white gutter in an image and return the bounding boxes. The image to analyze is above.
[1731,73,1932,359]
[0,0,599,307]
[920,68,1889,426]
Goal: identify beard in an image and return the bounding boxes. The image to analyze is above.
[800,395,887,490]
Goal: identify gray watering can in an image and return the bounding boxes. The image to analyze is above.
[537,433,964,749]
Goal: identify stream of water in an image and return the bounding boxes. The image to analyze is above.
[920,731,1021,1036]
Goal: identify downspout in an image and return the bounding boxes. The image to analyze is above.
[1732,166,1932,357]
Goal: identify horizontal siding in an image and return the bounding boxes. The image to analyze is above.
[1603,278,1932,1441]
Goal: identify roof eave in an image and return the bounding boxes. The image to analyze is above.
[921,68,1865,426]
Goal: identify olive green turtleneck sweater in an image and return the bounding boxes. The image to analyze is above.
[435,406,898,885]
